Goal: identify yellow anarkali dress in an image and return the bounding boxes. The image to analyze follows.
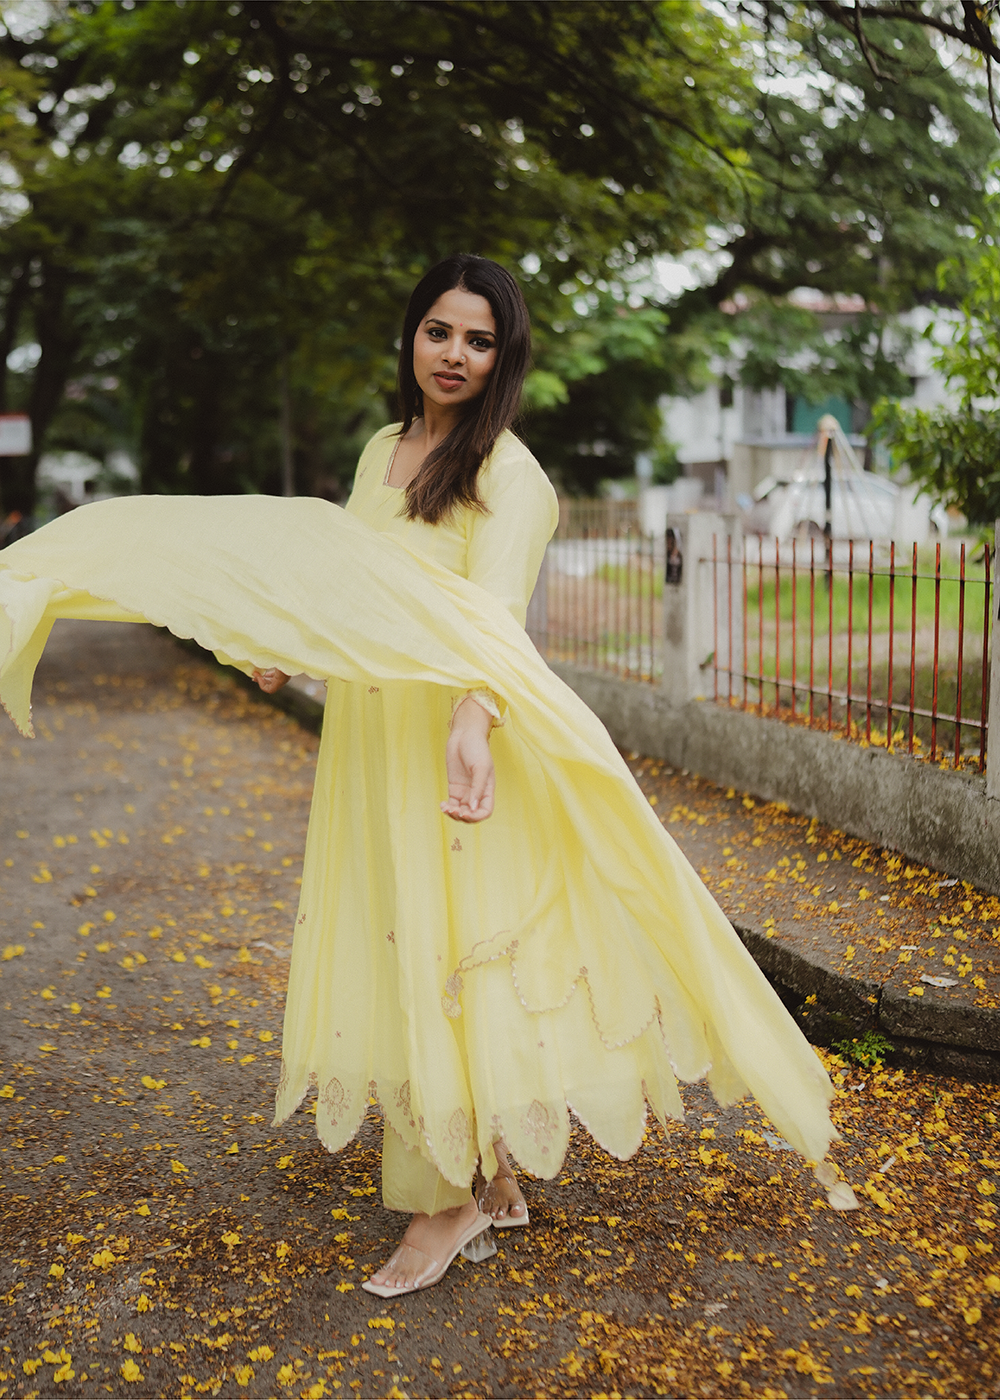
[0,426,855,1214]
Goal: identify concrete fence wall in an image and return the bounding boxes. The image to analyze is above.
[546,514,1000,895]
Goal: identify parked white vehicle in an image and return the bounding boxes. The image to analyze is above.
[745,416,947,543]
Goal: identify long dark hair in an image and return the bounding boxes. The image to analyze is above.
[396,253,531,524]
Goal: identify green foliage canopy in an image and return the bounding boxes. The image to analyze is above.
[0,0,749,507]
[0,0,996,511]
[872,202,1000,526]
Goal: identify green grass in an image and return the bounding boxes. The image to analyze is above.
[742,551,990,639]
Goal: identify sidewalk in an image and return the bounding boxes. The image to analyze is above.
[275,669,1000,1080]
[1,622,997,1400]
[618,755,1000,1082]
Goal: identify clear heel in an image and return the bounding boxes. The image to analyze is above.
[460,1227,498,1263]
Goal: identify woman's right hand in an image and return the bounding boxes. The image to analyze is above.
[442,696,496,822]
[253,667,290,694]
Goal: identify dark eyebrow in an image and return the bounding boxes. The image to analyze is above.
[425,317,495,337]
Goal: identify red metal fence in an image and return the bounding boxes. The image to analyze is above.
[527,508,993,770]
[528,501,663,682]
[707,535,993,769]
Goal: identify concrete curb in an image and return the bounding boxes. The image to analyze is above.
[548,661,1000,897]
[735,922,1000,1081]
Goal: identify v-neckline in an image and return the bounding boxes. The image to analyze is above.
[382,437,404,489]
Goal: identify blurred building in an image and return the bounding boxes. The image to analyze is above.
[654,302,954,536]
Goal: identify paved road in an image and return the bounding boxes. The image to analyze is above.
[1,621,997,1399]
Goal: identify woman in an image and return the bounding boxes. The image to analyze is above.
[256,253,553,1294]
[0,255,854,1307]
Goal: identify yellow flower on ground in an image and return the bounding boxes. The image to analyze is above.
[170,1159,189,1175]
[276,1363,296,1385]
[222,1231,241,1247]
[49,1262,65,1278]
[234,1365,254,1385]
[123,1334,142,1353]
[120,1359,143,1382]
[136,1294,153,1312]
[249,1345,275,1362]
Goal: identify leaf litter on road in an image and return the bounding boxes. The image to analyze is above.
[0,622,997,1398]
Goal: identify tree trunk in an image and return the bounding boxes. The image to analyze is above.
[0,263,29,414]
[4,262,80,518]
[280,354,294,497]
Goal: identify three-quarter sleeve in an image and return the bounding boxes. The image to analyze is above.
[466,436,559,627]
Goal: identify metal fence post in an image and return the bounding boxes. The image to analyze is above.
[987,521,1000,800]
[661,512,725,708]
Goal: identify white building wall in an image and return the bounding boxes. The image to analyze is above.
[659,307,960,499]
[661,387,740,466]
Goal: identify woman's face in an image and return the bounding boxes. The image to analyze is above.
[412,287,497,413]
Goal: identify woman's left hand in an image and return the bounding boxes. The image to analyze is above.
[253,667,290,694]
[442,696,495,822]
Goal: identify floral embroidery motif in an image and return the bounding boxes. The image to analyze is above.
[386,930,396,944]
[522,1099,557,1156]
[441,971,464,1018]
[395,1080,414,1127]
[297,914,306,926]
[368,685,380,694]
[320,1077,350,1127]
[450,836,462,852]
[443,1108,472,1164]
